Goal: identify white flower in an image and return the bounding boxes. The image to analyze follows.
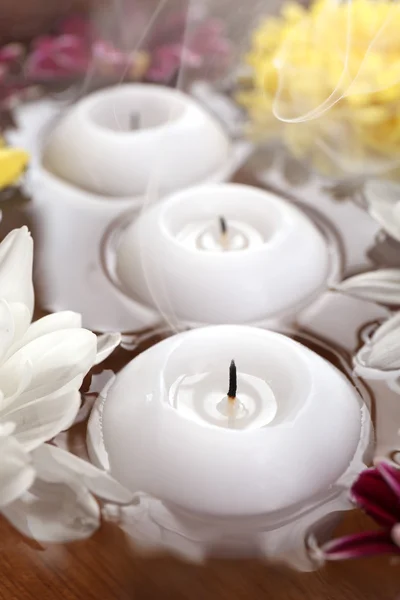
[364,179,400,243]
[354,312,400,391]
[1,436,133,542]
[0,423,35,508]
[335,264,400,390]
[0,227,133,541]
[335,269,400,306]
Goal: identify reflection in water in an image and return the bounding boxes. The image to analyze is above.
[367,231,400,269]
[29,176,159,332]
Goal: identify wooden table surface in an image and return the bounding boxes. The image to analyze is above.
[0,162,399,600]
[1,511,400,600]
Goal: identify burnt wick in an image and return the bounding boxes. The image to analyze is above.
[227,359,237,401]
[219,216,228,237]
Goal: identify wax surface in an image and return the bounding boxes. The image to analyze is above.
[99,326,368,518]
[176,219,264,252]
[169,370,278,430]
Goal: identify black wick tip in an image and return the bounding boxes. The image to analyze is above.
[219,216,227,236]
[227,359,237,399]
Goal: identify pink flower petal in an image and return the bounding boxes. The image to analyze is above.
[147,12,231,72]
[55,35,83,52]
[376,461,400,503]
[25,54,60,78]
[0,43,24,63]
[0,64,9,80]
[180,48,203,69]
[351,467,400,527]
[92,41,128,67]
[59,15,92,39]
[31,37,54,52]
[147,46,181,82]
[26,34,90,79]
[186,20,231,61]
[321,530,400,561]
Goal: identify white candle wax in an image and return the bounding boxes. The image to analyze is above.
[42,85,232,197]
[176,219,264,252]
[91,326,370,519]
[116,183,333,324]
[169,371,277,430]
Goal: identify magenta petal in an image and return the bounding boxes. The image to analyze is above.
[322,530,400,561]
[0,64,9,80]
[351,468,400,527]
[0,43,24,63]
[26,33,90,78]
[56,35,83,52]
[60,16,91,39]
[147,47,181,82]
[25,52,63,78]
[376,461,400,503]
[32,37,54,52]
[92,41,127,67]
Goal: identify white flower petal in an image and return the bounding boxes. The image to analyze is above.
[365,180,400,243]
[0,227,34,317]
[368,327,400,370]
[372,312,400,343]
[0,299,15,363]
[0,329,97,409]
[0,301,32,368]
[7,388,81,452]
[353,313,400,376]
[353,347,396,380]
[0,421,15,436]
[32,444,133,504]
[10,311,83,356]
[9,303,32,344]
[0,359,33,418]
[94,332,121,365]
[0,430,35,508]
[2,480,100,542]
[335,270,400,305]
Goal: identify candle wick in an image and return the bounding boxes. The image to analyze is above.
[227,359,237,401]
[130,113,140,130]
[219,216,228,237]
[219,216,229,250]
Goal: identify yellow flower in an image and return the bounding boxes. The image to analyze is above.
[237,0,400,176]
[0,146,29,191]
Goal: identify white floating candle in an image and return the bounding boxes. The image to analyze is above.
[116,183,333,324]
[89,326,371,568]
[42,85,232,197]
